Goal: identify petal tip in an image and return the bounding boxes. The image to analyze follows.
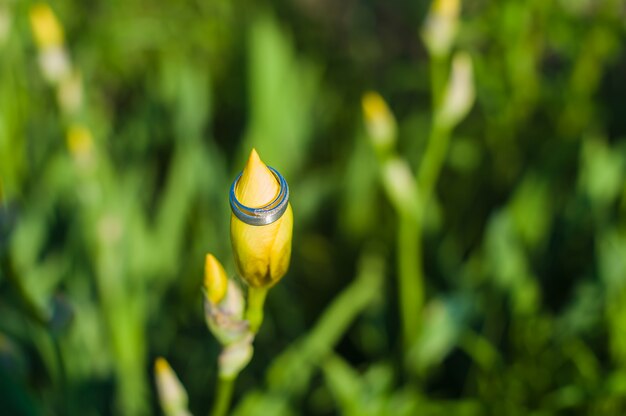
[238,149,279,207]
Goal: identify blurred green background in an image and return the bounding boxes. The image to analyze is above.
[2,0,626,414]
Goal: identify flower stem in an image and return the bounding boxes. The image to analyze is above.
[210,376,234,416]
[417,122,451,210]
[430,55,448,109]
[246,286,268,334]
[397,213,423,351]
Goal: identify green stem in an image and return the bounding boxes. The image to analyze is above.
[210,376,235,416]
[51,334,69,415]
[397,213,423,352]
[265,252,385,396]
[417,122,451,215]
[303,255,384,355]
[430,55,448,110]
[420,50,453,213]
[2,257,48,326]
[393,53,450,359]
[246,286,268,334]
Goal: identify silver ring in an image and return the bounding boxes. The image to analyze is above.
[229,166,289,226]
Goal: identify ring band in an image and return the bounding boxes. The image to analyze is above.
[229,166,289,226]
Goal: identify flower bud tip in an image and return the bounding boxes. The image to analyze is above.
[204,254,228,304]
[362,91,396,152]
[29,3,64,49]
[238,149,279,208]
[154,357,170,375]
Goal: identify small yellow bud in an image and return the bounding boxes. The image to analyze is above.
[154,356,169,374]
[204,254,228,304]
[29,3,64,50]
[230,149,293,288]
[432,0,460,17]
[422,0,461,57]
[66,124,94,163]
[154,357,191,416]
[437,52,475,129]
[362,92,397,153]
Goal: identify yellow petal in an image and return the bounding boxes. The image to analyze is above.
[269,204,293,282]
[362,91,391,125]
[432,0,460,18]
[29,3,64,49]
[236,148,279,208]
[204,254,228,304]
[154,357,170,376]
[66,123,94,167]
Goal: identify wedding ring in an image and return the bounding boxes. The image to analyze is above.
[229,166,289,226]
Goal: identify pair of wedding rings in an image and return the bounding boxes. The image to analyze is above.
[229,167,289,226]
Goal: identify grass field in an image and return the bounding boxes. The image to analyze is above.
[2,0,626,414]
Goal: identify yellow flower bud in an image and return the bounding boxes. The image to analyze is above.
[66,123,94,167]
[230,149,293,288]
[432,0,460,17]
[422,0,461,57]
[204,254,228,304]
[154,357,191,416]
[362,91,397,154]
[29,3,64,50]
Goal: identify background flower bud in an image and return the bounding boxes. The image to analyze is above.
[154,357,191,416]
[362,91,397,155]
[205,280,248,345]
[218,335,254,380]
[29,3,64,50]
[436,52,475,129]
[422,0,460,57]
[204,253,228,304]
[230,149,293,288]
